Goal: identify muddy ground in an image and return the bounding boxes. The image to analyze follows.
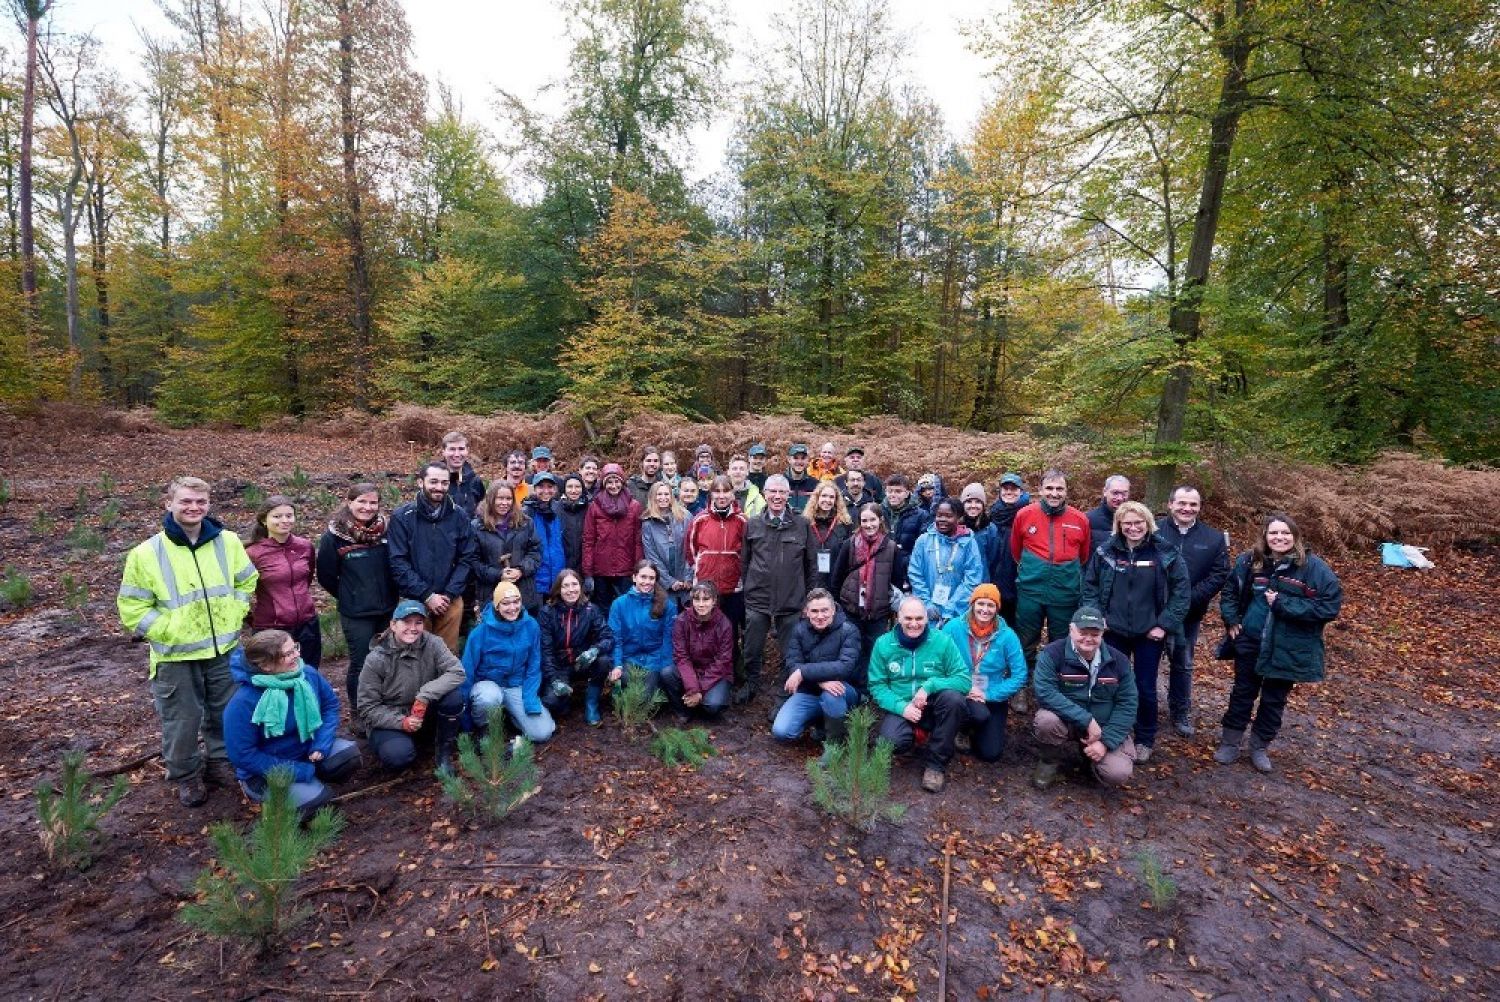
[0,419,1495,1000]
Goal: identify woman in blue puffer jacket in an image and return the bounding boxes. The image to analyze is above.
[224,630,361,818]
[941,584,1027,763]
[606,560,678,702]
[461,581,554,743]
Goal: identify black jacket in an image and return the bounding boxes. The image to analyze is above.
[538,599,614,682]
[448,462,486,517]
[807,516,852,591]
[472,517,543,612]
[740,509,818,616]
[387,495,477,601]
[781,607,865,691]
[315,525,397,619]
[1086,502,1116,552]
[558,498,588,576]
[1152,519,1230,620]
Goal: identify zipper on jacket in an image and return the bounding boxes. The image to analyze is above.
[189,545,221,656]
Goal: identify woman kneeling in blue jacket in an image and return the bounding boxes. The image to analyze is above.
[462,581,556,744]
[941,584,1028,762]
[225,630,361,818]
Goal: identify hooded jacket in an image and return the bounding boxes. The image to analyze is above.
[641,512,690,596]
[940,615,1027,704]
[461,605,544,713]
[583,490,645,577]
[448,462,486,517]
[1220,551,1343,683]
[246,534,317,630]
[524,497,569,597]
[224,651,340,784]
[685,503,747,595]
[356,628,465,734]
[908,526,985,623]
[387,493,477,601]
[671,606,735,693]
[472,515,542,612]
[882,497,931,554]
[608,587,678,671]
[538,598,614,682]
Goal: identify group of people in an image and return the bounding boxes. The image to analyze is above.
[116,435,1343,812]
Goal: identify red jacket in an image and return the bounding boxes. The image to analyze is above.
[672,609,735,693]
[583,492,644,577]
[1009,502,1091,566]
[246,535,317,629]
[685,505,746,595]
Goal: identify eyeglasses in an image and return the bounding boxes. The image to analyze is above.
[279,644,301,660]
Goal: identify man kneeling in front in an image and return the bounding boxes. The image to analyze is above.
[1031,606,1138,789]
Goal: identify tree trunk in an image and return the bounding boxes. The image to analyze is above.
[337,0,374,410]
[19,10,42,332]
[1147,0,1256,508]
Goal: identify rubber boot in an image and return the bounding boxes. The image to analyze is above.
[584,685,602,726]
[1031,747,1063,790]
[1247,733,1273,773]
[1213,727,1244,765]
[819,715,848,766]
[435,735,457,776]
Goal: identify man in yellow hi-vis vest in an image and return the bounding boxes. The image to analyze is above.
[118,476,257,807]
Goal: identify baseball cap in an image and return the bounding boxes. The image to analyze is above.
[748,443,767,457]
[788,443,809,456]
[531,446,552,460]
[1071,606,1107,631]
[999,472,1024,488]
[392,599,427,621]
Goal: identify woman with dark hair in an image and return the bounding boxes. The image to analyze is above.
[830,502,909,670]
[1081,500,1190,763]
[472,481,542,613]
[807,481,852,591]
[1216,512,1343,772]
[606,560,677,701]
[664,580,735,719]
[558,474,589,573]
[584,463,644,612]
[317,483,398,703]
[225,629,360,818]
[247,494,322,668]
[538,569,615,725]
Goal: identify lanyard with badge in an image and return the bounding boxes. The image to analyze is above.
[930,534,959,608]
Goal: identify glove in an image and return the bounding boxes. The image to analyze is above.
[549,679,574,700]
[401,699,428,732]
[576,647,599,671]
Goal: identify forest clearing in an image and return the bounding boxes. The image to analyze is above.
[0,404,1495,1000]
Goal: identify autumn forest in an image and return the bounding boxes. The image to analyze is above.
[1,0,1495,480]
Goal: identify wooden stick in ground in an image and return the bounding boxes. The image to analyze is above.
[937,846,953,1000]
[330,775,413,803]
[90,750,161,778]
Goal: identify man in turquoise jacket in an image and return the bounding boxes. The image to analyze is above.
[867,596,972,793]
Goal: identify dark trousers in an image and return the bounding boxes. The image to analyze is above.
[877,688,967,770]
[541,655,614,716]
[850,616,888,685]
[1221,637,1295,743]
[1166,615,1202,720]
[368,688,464,770]
[284,617,323,672]
[965,699,1011,762]
[1107,632,1166,747]
[1015,592,1078,666]
[720,591,747,682]
[659,665,731,719]
[742,608,800,688]
[591,575,630,614]
[341,613,386,707]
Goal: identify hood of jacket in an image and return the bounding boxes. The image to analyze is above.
[163,513,224,549]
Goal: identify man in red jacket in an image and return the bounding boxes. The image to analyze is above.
[1010,469,1091,667]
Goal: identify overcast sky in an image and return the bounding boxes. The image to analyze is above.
[41,0,1003,181]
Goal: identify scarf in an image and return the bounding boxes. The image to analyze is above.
[1040,498,1067,517]
[967,614,997,685]
[897,625,929,650]
[853,530,885,610]
[595,488,631,519]
[249,664,322,742]
[416,492,454,522]
[332,513,386,545]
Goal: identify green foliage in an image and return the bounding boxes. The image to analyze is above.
[379,482,403,508]
[1136,848,1178,911]
[66,523,106,555]
[283,466,311,492]
[60,574,90,612]
[318,609,348,660]
[243,483,267,509]
[806,705,905,833]
[35,749,129,871]
[0,478,10,507]
[612,665,666,732]
[436,732,539,824]
[649,727,716,769]
[75,486,90,512]
[98,472,117,494]
[98,499,123,529]
[310,487,336,513]
[31,509,56,535]
[180,767,346,951]
[0,566,35,608]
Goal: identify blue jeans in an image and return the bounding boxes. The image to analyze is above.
[1107,632,1165,748]
[239,738,360,813]
[470,680,556,743]
[771,686,861,741]
[1166,616,1202,720]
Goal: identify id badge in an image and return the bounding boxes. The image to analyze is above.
[933,584,951,608]
[818,552,832,574]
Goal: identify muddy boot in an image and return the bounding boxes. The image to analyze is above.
[819,715,848,766]
[1213,727,1244,765]
[1247,733,1274,773]
[435,735,458,776]
[584,685,602,726]
[1031,760,1061,791]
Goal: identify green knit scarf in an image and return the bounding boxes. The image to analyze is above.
[249,664,322,742]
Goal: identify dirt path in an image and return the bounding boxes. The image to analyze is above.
[0,422,1495,999]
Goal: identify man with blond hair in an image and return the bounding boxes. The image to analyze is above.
[119,476,258,807]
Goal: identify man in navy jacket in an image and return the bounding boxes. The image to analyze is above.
[387,462,477,655]
[1154,485,1229,736]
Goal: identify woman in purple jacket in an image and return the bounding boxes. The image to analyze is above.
[247,495,322,667]
[663,581,734,720]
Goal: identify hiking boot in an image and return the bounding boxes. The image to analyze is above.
[177,774,208,808]
[921,767,946,793]
[819,716,848,767]
[435,736,458,776]
[954,732,973,755]
[1031,761,1061,791]
[1248,734,1274,773]
[733,683,758,706]
[1172,716,1195,738]
[1135,744,1153,764]
[584,685,602,726]
[1214,727,1244,765]
[205,759,238,788]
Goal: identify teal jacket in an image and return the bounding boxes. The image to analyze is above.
[1220,551,1342,683]
[1032,637,1138,751]
[866,628,971,716]
[940,616,1027,703]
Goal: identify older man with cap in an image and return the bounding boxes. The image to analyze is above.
[837,445,883,502]
[1031,606,1138,789]
[784,444,820,513]
[867,596,972,793]
[530,445,554,480]
[357,599,467,774]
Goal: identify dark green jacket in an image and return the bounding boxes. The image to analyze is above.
[1032,637,1137,751]
[1220,551,1342,683]
[1081,534,1191,641]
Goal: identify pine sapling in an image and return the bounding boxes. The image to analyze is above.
[319,608,348,659]
[0,566,34,609]
[1137,848,1178,911]
[612,666,665,733]
[437,732,539,823]
[180,766,345,951]
[807,705,906,833]
[243,483,267,509]
[283,465,311,491]
[650,727,716,769]
[35,749,128,870]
